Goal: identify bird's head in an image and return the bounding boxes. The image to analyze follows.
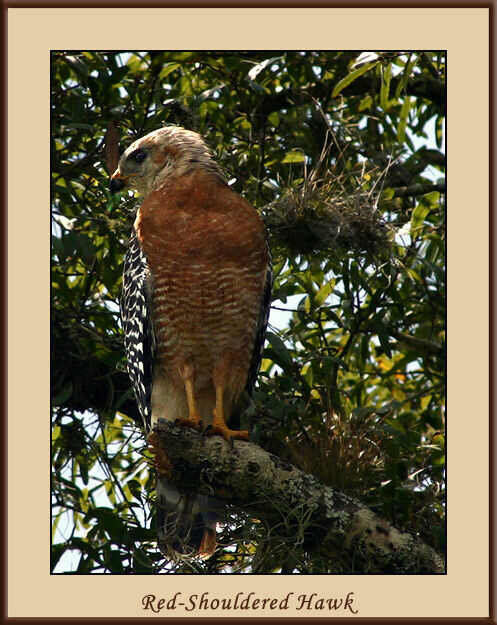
[110,125,222,196]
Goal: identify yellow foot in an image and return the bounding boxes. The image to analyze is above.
[204,423,249,443]
[174,415,204,433]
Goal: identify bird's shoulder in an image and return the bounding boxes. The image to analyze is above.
[136,170,266,247]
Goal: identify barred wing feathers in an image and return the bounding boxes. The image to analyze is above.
[245,249,273,396]
[121,228,154,432]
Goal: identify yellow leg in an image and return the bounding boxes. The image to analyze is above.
[175,363,203,432]
[186,377,204,427]
[205,382,249,442]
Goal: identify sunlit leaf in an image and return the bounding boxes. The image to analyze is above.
[397,96,413,143]
[246,56,283,81]
[332,61,379,97]
[380,63,392,111]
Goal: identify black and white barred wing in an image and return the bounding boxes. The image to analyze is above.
[245,248,273,396]
[121,228,154,432]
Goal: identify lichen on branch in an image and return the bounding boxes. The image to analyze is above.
[151,419,445,575]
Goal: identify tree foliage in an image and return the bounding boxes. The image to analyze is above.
[51,51,446,574]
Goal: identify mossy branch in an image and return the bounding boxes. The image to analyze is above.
[150,419,445,575]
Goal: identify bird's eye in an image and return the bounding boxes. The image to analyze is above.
[130,149,147,164]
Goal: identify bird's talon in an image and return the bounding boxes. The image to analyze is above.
[204,424,249,443]
[173,416,203,432]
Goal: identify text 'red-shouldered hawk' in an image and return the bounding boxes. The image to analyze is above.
[110,126,272,557]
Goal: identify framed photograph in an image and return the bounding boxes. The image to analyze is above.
[4,2,491,622]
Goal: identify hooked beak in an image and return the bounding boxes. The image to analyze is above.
[109,176,125,194]
[110,169,137,194]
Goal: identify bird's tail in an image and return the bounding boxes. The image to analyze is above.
[156,477,219,558]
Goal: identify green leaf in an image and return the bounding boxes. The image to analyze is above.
[374,315,392,358]
[324,309,342,327]
[80,462,89,485]
[397,96,413,143]
[85,507,124,537]
[52,235,65,261]
[268,111,280,126]
[420,394,432,411]
[313,279,335,309]
[360,334,370,367]
[107,549,125,573]
[435,115,445,150]
[78,234,95,266]
[380,187,395,201]
[380,63,392,111]
[325,355,349,370]
[265,332,294,372]
[65,55,89,79]
[358,94,373,111]
[406,268,423,283]
[281,150,305,164]
[159,62,181,79]
[132,548,156,573]
[52,425,61,442]
[52,383,73,405]
[246,80,269,95]
[332,61,379,98]
[395,55,414,98]
[410,193,439,236]
[302,363,314,388]
[126,479,144,501]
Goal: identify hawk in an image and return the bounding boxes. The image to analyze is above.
[110,125,272,557]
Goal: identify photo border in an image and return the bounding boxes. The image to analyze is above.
[2,1,493,622]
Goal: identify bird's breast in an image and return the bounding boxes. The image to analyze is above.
[134,175,268,377]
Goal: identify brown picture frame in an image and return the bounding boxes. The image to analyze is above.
[3,2,492,622]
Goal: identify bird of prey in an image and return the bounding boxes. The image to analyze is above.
[110,125,272,557]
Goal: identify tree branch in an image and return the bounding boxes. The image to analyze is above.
[392,183,446,198]
[258,75,444,116]
[390,328,444,357]
[151,419,445,574]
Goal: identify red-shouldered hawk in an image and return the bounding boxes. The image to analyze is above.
[110,126,272,558]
